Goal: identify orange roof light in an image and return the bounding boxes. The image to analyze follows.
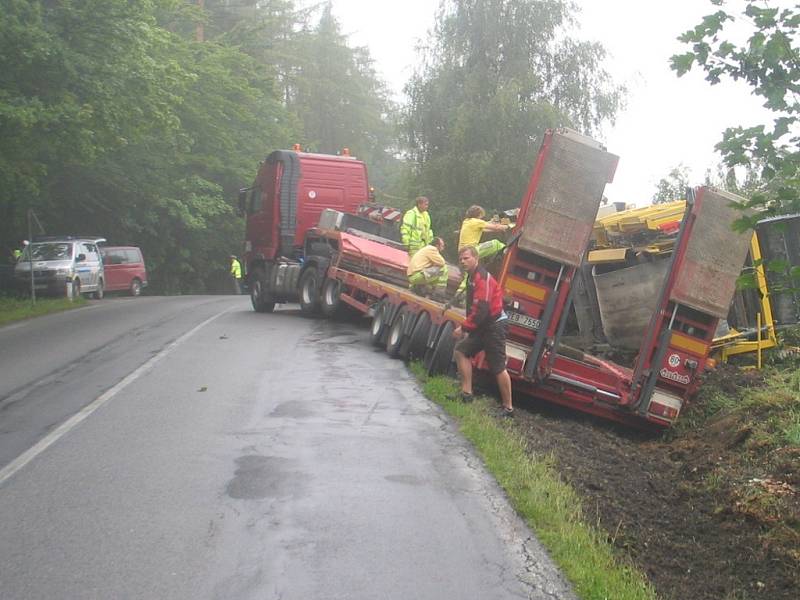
[341,147,350,156]
[292,143,302,151]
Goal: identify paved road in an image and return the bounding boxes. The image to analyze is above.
[0,296,575,599]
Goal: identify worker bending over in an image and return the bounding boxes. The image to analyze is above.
[455,205,514,298]
[458,204,513,257]
[407,237,448,301]
[452,245,514,418]
[401,196,433,255]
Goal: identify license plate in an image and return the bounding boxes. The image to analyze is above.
[508,311,540,331]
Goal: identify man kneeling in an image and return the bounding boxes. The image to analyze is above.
[452,245,514,418]
[407,237,448,301]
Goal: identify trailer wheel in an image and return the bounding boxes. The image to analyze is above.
[250,267,275,313]
[320,278,345,318]
[299,268,321,316]
[403,311,431,360]
[386,307,412,358]
[369,298,390,346]
[426,321,456,376]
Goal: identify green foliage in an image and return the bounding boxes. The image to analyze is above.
[0,0,398,292]
[403,0,624,219]
[0,296,87,327]
[289,5,400,189]
[671,1,800,224]
[652,164,691,203]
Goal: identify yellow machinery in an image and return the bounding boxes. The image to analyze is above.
[711,233,778,367]
[589,200,778,366]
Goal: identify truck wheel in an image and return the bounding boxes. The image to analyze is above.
[299,269,321,315]
[386,306,412,358]
[72,278,81,298]
[404,311,431,360]
[93,279,104,300]
[251,267,275,313]
[426,321,456,376]
[321,278,345,318]
[369,298,390,346]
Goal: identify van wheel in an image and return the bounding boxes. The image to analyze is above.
[130,279,142,297]
[299,268,321,316]
[386,307,412,358]
[369,299,390,345]
[404,311,431,360]
[93,280,104,300]
[250,267,275,313]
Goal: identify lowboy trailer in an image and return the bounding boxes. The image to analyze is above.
[242,130,753,428]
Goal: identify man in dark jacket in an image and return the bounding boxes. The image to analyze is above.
[452,245,514,417]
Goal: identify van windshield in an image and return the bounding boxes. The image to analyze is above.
[22,243,73,261]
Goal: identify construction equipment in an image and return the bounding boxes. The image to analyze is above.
[582,200,795,365]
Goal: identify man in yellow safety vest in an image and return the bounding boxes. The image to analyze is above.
[400,196,433,255]
[230,254,242,295]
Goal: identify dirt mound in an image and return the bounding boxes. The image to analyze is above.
[508,377,800,600]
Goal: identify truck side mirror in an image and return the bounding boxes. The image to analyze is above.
[76,253,86,262]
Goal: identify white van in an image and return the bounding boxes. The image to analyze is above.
[14,237,106,298]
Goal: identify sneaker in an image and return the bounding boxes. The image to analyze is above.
[450,391,474,403]
[498,407,514,419]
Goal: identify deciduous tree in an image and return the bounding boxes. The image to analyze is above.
[671,0,800,224]
[403,0,624,228]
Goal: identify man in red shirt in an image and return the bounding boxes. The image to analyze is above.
[452,245,514,417]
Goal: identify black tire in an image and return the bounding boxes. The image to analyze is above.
[250,267,275,313]
[72,278,81,298]
[404,311,431,360]
[386,307,412,358]
[93,279,104,300]
[130,278,142,297]
[369,298,390,346]
[320,278,345,318]
[423,322,441,371]
[299,268,322,316]
[426,321,456,376]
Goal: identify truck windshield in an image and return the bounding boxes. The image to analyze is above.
[22,243,73,261]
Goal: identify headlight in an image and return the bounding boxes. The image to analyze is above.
[55,268,72,276]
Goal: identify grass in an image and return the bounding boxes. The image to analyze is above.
[409,362,658,600]
[671,358,800,563]
[675,360,800,450]
[0,295,87,327]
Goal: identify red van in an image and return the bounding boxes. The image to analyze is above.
[100,246,148,296]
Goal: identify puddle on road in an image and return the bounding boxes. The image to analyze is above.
[385,474,424,486]
[269,401,312,419]
[306,333,360,345]
[225,455,307,500]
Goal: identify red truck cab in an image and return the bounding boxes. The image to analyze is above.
[241,149,370,265]
[239,149,375,313]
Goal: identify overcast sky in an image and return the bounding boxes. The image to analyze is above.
[323,0,778,206]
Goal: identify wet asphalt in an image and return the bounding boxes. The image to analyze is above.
[0,296,575,599]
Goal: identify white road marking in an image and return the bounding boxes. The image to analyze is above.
[0,308,231,487]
